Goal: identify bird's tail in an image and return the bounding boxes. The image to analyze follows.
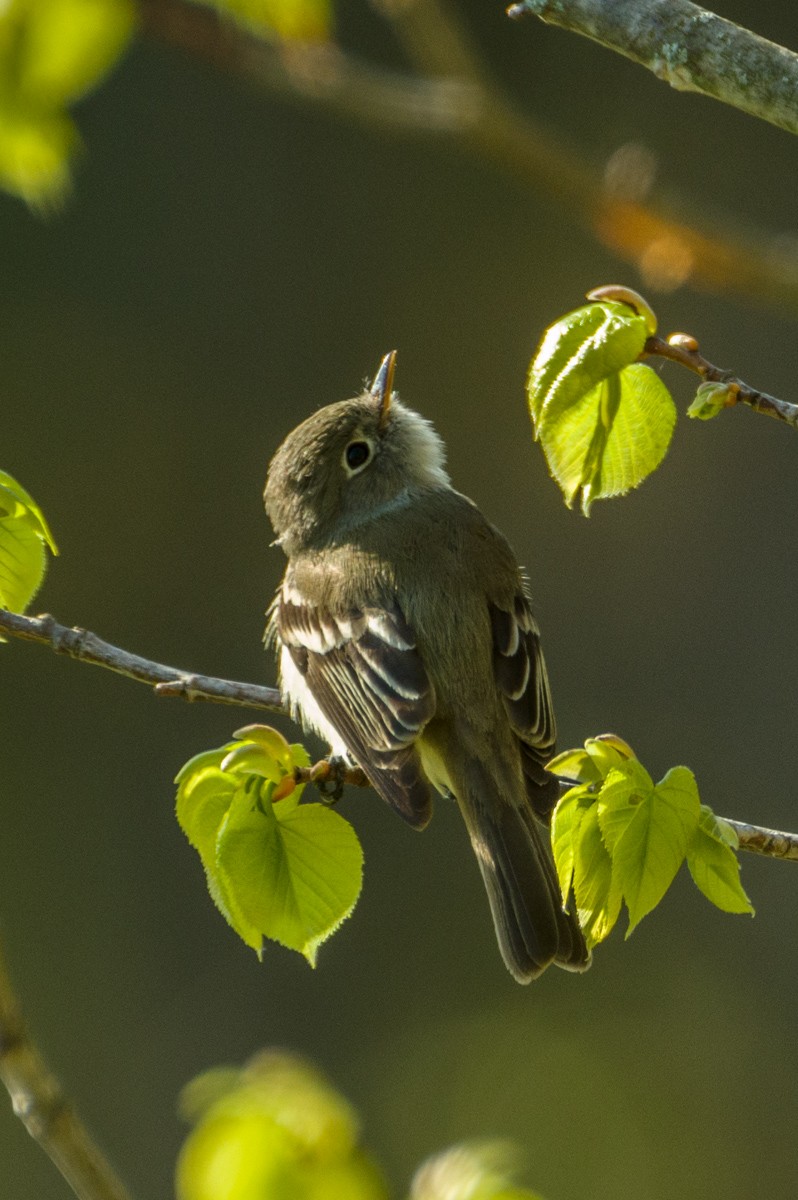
[456,757,590,983]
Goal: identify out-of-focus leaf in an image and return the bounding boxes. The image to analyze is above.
[411,1141,545,1200]
[0,471,58,618]
[206,0,333,42]
[12,0,136,107]
[0,105,75,207]
[687,805,754,915]
[0,0,134,204]
[177,1052,387,1200]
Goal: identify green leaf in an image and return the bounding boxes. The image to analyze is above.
[175,748,263,952]
[527,301,676,514]
[598,763,700,935]
[546,748,601,786]
[528,301,648,427]
[544,363,676,515]
[687,381,734,421]
[11,0,136,108]
[216,781,363,966]
[0,103,76,207]
[175,748,237,871]
[204,0,333,42]
[571,804,622,948]
[177,733,364,963]
[687,805,754,915]
[177,1053,388,1200]
[0,472,58,617]
[551,785,595,900]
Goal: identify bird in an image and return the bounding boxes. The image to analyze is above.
[263,352,590,982]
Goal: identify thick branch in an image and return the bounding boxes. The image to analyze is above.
[0,609,284,712]
[0,940,133,1200]
[508,0,798,138]
[135,0,798,314]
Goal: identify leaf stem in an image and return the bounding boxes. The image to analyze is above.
[0,939,134,1200]
[642,334,798,428]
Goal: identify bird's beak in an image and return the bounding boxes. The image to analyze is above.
[371,350,397,432]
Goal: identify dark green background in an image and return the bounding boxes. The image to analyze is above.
[2,2,798,1196]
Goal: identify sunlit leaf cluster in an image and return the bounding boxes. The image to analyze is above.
[176,724,363,964]
[0,470,57,627]
[177,1053,545,1200]
[0,0,135,206]
[549,736,753,949]
[526,291,676,514]
[177,1052,386,1200]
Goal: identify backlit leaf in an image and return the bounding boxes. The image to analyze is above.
[527,300,676,514]
[0,472,58,616]
[572,804,622,948]
[216,781,363,966]
[687,805,754,915]
[13,0,135,107]
[599,763,700,935]
[177,1053,387,1200]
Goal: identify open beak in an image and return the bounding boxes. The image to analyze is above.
[371,350,397,432]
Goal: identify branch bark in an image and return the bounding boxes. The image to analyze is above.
[643,333,798,427]
[135,0,798,315]
[0,609,284,712]
[3,606,798,863]
[724,818,798,862]
[0,940,133,1200]
[508,0,798,138]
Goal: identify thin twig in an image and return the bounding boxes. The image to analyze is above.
[0,940,133,1200]
[643,333,798,427]
[724,819,798,862]
[0,609,284,712]
[508,0,798,138]
[135,0,798,314]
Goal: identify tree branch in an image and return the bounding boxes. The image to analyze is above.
[723,819,798,862]
[0,940,134,1200]
[508,0,798,138]
[134,0,798,315]
[643,332,798,427]
[136,0,476,135]
[0,609,284,712]
[4,606,798,865]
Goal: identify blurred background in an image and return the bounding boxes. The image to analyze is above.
[1,1,798,1196]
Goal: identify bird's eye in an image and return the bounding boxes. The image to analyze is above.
[345,441,372,471]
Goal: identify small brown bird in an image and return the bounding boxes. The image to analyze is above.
[264,354,589,981]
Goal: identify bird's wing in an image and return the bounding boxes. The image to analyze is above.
[275,594,436,828]
[489,593,559,817]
